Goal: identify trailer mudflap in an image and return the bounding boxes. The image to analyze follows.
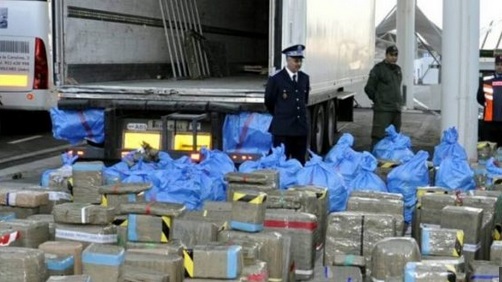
[337,91,355,122]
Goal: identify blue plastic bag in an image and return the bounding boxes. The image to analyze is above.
[223,112,273,155]
[435,156,475,191]
[349,152,387,193]
[325,133,363,185]
[296,151,348,212]
[387,150,430,223]
[432,127,468,166]
[50,107,105,144]
[40,152,78,187]
[485,157,502,187]
[199,147,236,178]
[372,125,414,163]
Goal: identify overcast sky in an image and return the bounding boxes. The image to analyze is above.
[375,0,502,29]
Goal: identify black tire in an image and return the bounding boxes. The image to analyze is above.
[323,100,337,152]
[310,104,325,154]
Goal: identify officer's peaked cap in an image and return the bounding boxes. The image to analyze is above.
[282,44,305,58]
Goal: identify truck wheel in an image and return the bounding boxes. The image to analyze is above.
[310,104,325,154]
[323,100,337,151]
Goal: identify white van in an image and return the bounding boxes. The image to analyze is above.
[0,0,56,111]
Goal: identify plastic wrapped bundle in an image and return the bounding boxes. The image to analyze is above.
[46,276,91,282]
[53,203,115,225]
[172,217,219,248]
[0,190,49,208]
[469,260,499,282]
[421,256,465,276]
[227,183,276,201]
[478,141,497,161]
[72,161,105,204]
[124,252,184,282]
[37,189,72,214]
[0,219,49,248]
[127,214,171,243]
[325,212,364,259]
[225,172,271,185]
[184,244,243,279]
[39,241,84,274]
[45,253,74,276]
[126,240,185,256]
[230,190,267,232]
[421,227,464,257]
[0,206,39,219]
[119,202,186,217]
[27,214,55,240]
[82,243,125,282]
[121,265,170,282]
[322,266,363,281]
[264,209,317,279]
[0,229,20,247]
[420,194,458,226]
[99,182,151,214]
[405,262,457,281]
[416,186,450,208]
[490,241,502,265]
[370,237,421,281]
[0,211,15,221]
[330,254,366,267]
[347,196,404,233]
[0,247,47,282]
[55,223,117,248]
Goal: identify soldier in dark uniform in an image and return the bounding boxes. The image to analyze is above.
[265,44,310,165]
[364,45,403,149]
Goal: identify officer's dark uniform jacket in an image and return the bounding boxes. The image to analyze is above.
[265,68,310,136]
[364,60,403,112]
[477,73,502,122]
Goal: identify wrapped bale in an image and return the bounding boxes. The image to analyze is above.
[0,211,15,221]
[0,190,49,208]
[39,190,73,214]
[490,241,502,265]
[46,276,91,282]
[127,214,172,243]
[404,262,457,281]
[53,203,115,225]
[416,186,450,208]
[421,256,466,276]
[230,190,267,232]
[126,240,184,256]
[0,219,49,248]
[72,161,105,204]
[462,196,497,260]
[346,195,405,234]
[220,239,263,265]
[225,172,271,185]
[55,223,117,248]
[82,243,125,282]
[0,229,20,247]
[253,169,280,188]
[0,206,39,219]
[172,217,218,248]
[99,182,151,214]
[27,214,55,240]
[469,260,500,282]
[370,237,421,281]
[263,210,316,279]
[45,253,74,276]
[184,244,243,279]
[0,247,47,282]
[323,266,363,281]
[417,194,458,243]
[42,165,73,191]
[39,241,84,274]
[124,252,183,282]
[226,183,276,201]
[218,230,284,281]
[350,190,404,201]
[330,254,366,268]
[441,206,483,263]
[121,265,170,282]
[421,227,464,257]
[119,202,186,217]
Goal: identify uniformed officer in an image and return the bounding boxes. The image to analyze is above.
[477,54,502,146]
[265,44,310,165]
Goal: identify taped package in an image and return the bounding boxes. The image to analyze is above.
[225,171,272,185]
[440,206,483,263]
[119,202,186,217]
[0,190,49,208]
[121,265,170,282]
[0,247,47,282]
[222,239,263,265]
[39,241,84,275]
[0,211,15,221]
[172,217,219,248]
[0,229,20,247]
[421,256,466,276]
[264,209,317,279]
[490,241,502,265]
[323,266,363,282]
[346,196,404,234]
[370,237,421,281]
[46,276,92,282]
[99,182,151,213]
[82,243,125,282]
[53,203,115,225]
[218,230,285,281]
[469,260,499,282]
[0,205,39,219]
[421,227,464,257]
[405,262,457,281]
[45,253,74,276]
[124,252,184,282]
[462,196,497,260]
[416,186,450,208]
[72,161,105,204]
[127,214,171,243]
[186,260,268,282]
[230,190,267,232]
[27,214,55,240]
[0,219,49,248]
[55,223,117,248]
[37,189,73,214]
[184,244,243,279]
[330,254,366,268]
[126,240,184,256]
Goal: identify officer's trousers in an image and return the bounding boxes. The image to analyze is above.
[371,110,401,150]
[273,135,307,165]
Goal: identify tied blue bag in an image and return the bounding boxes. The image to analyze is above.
[223,112,273,155]
[435,156,475,191]
[325,133,363,185]
[387,150,430,223]
[486,157,502,187]
[50,107,105,144]
[349,152,387,193]
[372,125,414,163]
[296,151,348,212]
[432,127,468,166]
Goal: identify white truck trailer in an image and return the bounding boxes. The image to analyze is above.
[54,0,376,161]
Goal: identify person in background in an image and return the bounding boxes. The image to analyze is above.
[264,44,310,165]
[477,54,502,147]
[364,45,403,149]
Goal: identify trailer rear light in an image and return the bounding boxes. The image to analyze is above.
[33,38,49,90]
[190,153,201,162]
[68,149,84,156]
